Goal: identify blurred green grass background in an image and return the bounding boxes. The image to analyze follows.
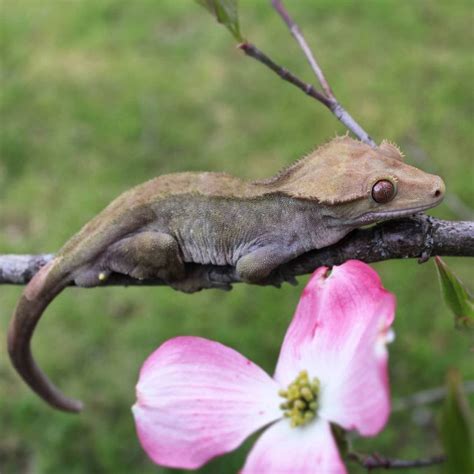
[0,1,473,473]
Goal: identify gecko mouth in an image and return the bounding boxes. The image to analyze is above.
[340,198,444,227]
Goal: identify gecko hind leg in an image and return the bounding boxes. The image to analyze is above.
[104,231,185,282]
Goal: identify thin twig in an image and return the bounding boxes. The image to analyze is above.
[271,0,333,97]
[348,452,446,470]
[238,43,331,106]
[270,0,376,147]
[393,380,474,412]
[238,43,375,146]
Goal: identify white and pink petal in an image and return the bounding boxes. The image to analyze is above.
[274,260,395,435]
[132,336,282,469]
[242,418,346,474]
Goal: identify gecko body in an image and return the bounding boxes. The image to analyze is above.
[8,137,445,412]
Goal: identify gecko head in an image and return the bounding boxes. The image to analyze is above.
[329,139,445,227]
[265,136,445,227]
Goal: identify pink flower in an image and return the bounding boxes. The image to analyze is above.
[132,260,395,473]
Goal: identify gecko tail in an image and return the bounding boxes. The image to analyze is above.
[7,260,83,413]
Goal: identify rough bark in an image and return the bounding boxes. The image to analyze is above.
[1,215,472,291]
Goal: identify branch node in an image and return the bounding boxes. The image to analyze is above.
[418,214,435,263]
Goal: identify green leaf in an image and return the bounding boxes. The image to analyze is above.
[434,257,474,331]
[439,369,474,474]
[196,0,243,41]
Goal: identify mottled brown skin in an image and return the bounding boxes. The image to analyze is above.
[7,136,445,412]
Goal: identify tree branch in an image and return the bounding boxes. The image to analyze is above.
[348,451,446,470]
[1,215,472,290]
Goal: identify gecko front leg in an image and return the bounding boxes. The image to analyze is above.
[236,245,296,285]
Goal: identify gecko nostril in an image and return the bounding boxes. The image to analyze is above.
[433,178,445,199]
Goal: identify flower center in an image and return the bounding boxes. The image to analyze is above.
[278,370,320,428]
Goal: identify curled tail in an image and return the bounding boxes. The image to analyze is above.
[7,259,83,413]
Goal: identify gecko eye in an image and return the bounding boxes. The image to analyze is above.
[371,179,396,204]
